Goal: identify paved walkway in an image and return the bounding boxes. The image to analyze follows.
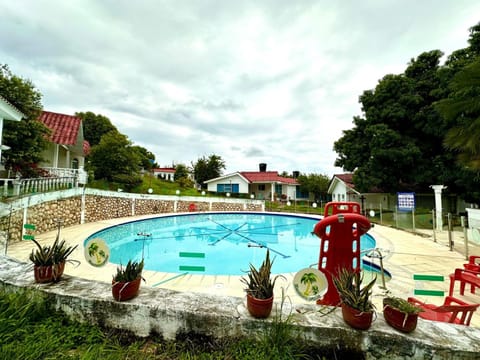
[6,215,480,327]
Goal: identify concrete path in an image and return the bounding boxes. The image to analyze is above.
[6,215,480,327]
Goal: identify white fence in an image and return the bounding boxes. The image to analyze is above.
[0,177,77,197]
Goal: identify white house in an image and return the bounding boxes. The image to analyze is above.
[328,173,389,212]
[37,111,89,181]
[204,164,299,201]
[0,95,24,169]
[153,168,175,181]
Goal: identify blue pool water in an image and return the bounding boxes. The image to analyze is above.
[84,212,377,275]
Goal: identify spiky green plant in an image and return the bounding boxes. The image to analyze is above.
[333,267,376,312]
[113,259,145,283]
[29,234,77,266]
[241,250,285,299]
[383,296,423,314]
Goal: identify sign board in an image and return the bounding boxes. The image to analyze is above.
[397,192,415,211]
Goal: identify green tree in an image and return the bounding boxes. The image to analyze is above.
[174,163,190,181]
[297,173,330,201]
[89,131,142,189]
[76,111,117,147]
[193,154,226,189]
[173,163,193,189]
[334,50,452,193]
[132,145,156,171]
[0,64,50,177]
[435,59,480,170]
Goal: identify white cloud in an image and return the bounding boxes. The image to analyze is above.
[0,0,479,176]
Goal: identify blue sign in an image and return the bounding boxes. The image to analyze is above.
[397,192,415,211]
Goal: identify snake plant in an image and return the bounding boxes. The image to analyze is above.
[241,249,285,299]
[113,259,145,283]
[333,267,376,312]
[29,234,78,266]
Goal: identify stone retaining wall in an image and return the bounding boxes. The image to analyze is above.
[2,189,264,243]
[1,256,479,360]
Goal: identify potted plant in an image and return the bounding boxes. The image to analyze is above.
[241,249,285,318]
[112,259,145,301]
[333,267,377,330]
[29,236,78,283]
[383,296,423,333]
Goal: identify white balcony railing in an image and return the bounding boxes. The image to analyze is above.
[0,167,87,197]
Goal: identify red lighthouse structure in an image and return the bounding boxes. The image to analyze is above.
[313,202,371,306]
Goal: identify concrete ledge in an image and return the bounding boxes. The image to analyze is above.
[1,256,479,359]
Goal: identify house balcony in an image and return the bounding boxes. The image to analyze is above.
[0,167,87,198]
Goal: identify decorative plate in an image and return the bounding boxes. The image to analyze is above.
[84,238,110,267]
[293,268,328,301]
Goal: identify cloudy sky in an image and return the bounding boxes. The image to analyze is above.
[1,1,479,176]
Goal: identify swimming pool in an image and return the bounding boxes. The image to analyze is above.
[84,212,377,276]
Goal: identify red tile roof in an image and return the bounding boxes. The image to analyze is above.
[334,173,354,189]
[240,171,298,184]
[154,168,175,173]
[39,111,81,145]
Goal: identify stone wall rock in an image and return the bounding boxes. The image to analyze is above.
[3,190,263,243]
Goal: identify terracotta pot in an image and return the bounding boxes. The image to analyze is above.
[341,303,374,330]
[34,262,65,283]
[112,277,142,301]
[383,304,418,333]
[246,294,274,318]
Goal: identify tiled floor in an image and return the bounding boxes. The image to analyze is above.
[7,214,480,327]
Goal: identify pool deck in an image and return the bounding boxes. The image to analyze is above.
[6,213,480,327]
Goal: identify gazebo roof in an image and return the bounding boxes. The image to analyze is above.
[0,95,24,121]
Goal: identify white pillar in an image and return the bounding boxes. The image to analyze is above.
[431,185,447,231]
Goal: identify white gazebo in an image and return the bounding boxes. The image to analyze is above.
[0,95,24,166]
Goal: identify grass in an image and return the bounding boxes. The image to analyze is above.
[89,175,201,197]
[0,287,350,359]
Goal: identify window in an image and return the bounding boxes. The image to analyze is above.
[71,158,79,169]
[275,184,282,194]
[217,183,239,193]
[258,184,265,191]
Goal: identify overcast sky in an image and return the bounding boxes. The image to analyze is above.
[1,1,479,176]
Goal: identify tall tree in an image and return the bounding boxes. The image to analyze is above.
[76,111,117,147]
[435,59,480,169]
[132,145,156,171]
[297,173,330,201]
[0,64,50,177]
[89,131,141,189]
[193,154,226,189]
[173,163,190,181]
[334,50,455,193]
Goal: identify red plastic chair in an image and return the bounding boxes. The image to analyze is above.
[449,268,480,296]
[464,255,480,272]
[408,296,479,326]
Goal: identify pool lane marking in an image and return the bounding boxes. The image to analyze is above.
[179,251,206,272]
[152,272,189,287]
[179,265,206,271]
[413,274,445,297]
[179,252,205,258]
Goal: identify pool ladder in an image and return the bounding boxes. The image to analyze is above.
[362,247,387,290]
[309,247,388,291]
